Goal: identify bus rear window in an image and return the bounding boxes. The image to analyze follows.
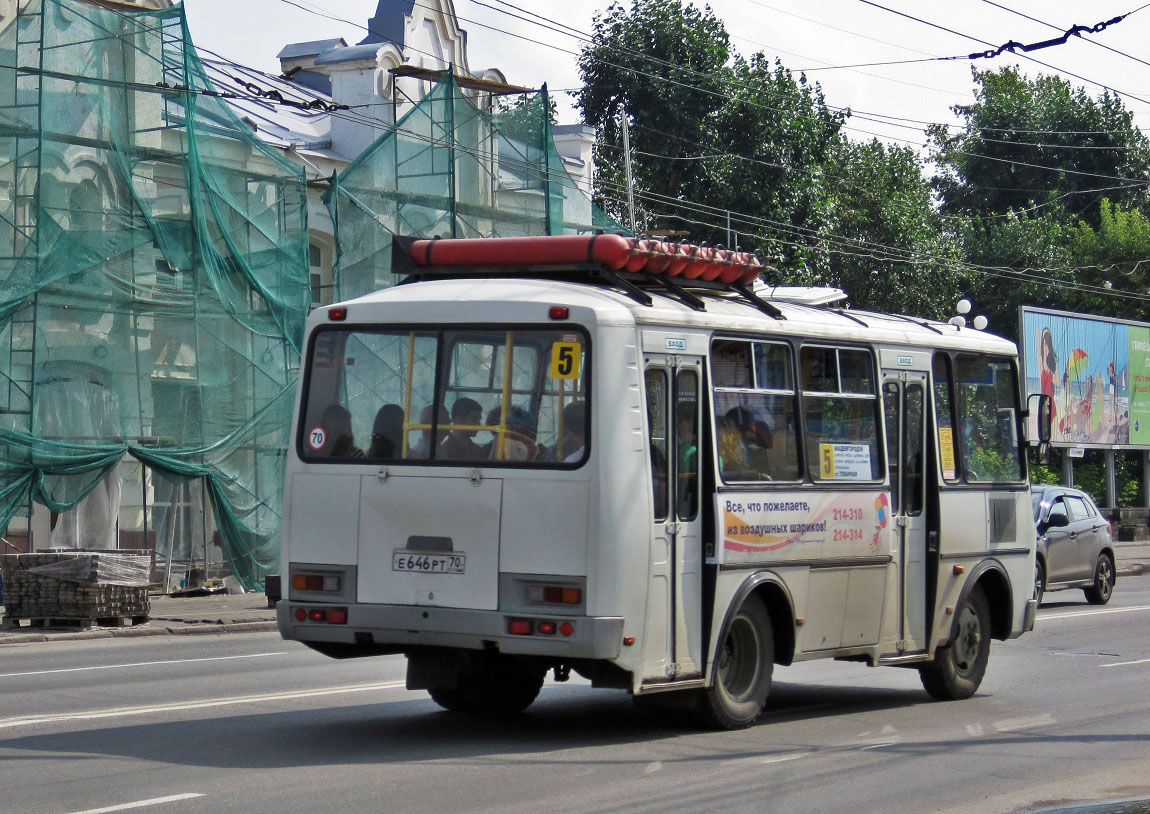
[299,327,589,466]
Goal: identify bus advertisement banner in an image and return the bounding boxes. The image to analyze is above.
[716,491,890,564]
[1020,307,1150,448]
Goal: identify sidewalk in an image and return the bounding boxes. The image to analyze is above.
[2,544,1148,646]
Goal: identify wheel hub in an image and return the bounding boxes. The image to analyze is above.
[953,605,981,673]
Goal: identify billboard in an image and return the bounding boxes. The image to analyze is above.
[1020,307,1150,448]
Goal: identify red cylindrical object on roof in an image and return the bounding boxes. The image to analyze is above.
[664,243,690,277]
[681,245,712,279]
[698,248,728,281]
[409,234,634,271]
[646,241,674,275]
[717,250,746,284]
[625,238,659,272]
[739,255,764,285]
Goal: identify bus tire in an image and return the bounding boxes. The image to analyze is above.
[694,595,773,730]
[428,687,472,713]
[919,585,991,701]
[1083,553,1115,605]
[460,654,545,715]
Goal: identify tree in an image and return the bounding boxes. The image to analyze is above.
[823,138,963,319]
[574,0,731,226]
[574,0,844,279]
[929,67,1150,228]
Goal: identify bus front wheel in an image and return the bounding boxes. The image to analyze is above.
[919,585,991,701]
[695,595,773,730]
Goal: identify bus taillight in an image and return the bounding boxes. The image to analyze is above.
[292,573,340,592]
[294,606,348,625]
[508,619,533,635]
[528,585,582,605]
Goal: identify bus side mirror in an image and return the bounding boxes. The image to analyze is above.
[1026,393,1052,463]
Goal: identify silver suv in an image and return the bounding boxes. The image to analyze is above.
[1031,485,1116,606]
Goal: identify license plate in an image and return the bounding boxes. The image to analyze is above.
[392,551,466,574]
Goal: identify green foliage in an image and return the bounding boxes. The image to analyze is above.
[575,0,731,225]
[822,138,964,320]
[574,0,843,274]
[929,67,1150,227]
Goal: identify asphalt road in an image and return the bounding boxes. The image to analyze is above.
[1,583,1148,814]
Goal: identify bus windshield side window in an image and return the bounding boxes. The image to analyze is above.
[298,328,589,467]
[711,339,799,482]
[800,345,881,482]
[954,354,1024,483]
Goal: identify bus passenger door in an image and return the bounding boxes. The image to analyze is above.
[883,372,929,652]
[642,355,704,682]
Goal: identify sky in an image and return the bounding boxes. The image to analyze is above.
[180,0,1150,152]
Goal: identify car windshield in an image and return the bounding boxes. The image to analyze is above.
[1031,491,1043,521]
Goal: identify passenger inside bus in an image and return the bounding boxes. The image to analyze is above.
[677,406,698,516]
[409,403,447,459]
[560,401,586,463]
[717,415,748,476]
[368,403,404,458]
[320,404,363,458]
[485,405,538,461]
[439,397,486,460]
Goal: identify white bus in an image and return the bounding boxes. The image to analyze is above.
[278,235,1046,729]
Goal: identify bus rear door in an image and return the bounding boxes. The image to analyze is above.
[641,346,704,684]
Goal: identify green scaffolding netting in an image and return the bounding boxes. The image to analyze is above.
[0,2,620,591]
[327,75,624,300]
[0,0,309,589]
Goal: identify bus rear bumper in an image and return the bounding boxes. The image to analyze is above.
[278,601,624,660]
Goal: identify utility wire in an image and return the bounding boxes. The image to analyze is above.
[978,0,1150,72]
[858,0,1150,108]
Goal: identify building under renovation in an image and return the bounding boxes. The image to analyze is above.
[0,0,614,590]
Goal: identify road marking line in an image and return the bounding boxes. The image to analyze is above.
[992,714,1055,732]
[64,793,205,814]
[0,681,407,730]
[1041,604,1150,621]
[723,751,808,766]
[1101,657,1150,668]
[858,741,899,750]
[0,652,290,679]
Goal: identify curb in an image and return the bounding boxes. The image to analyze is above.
[0,620,278,646]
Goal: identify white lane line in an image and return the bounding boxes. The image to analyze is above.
[1041,604,1150,621]
[0,652,290,679]
[1101,657,1150,668]
[722,751,808,766]
[0,680,407,730]
[64,794,205,814]
[992,714,1055,732]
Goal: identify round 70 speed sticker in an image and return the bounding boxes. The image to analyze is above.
[308,427,326,450]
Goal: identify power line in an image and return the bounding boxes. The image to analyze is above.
[978,0,1150,72]
[858,0,1150,108]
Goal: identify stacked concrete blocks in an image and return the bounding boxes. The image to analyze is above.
[1,550,152,627]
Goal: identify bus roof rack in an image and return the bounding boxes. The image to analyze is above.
[390,235,787,319]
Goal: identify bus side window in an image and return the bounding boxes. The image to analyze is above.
[933,354,959,482]
[646,369,669,520]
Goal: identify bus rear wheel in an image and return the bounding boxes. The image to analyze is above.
[919,585,991,701]
[694,595,773,730]
[428,687,472,713]
[459,654,545,716]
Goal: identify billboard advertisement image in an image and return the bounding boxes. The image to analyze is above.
[1020,307,1150,448]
